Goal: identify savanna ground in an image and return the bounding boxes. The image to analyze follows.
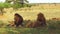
[0,3,60,34]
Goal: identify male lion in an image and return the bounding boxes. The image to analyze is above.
[26,13,46,28]
[8,13,23,27]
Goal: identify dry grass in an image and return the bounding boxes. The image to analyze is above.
[0,3,60,21]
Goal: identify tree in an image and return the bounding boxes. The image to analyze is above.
[19,0,29,7]
[5,0,13,3]
[5,0,31,11]
[0,3,12,15]
[5,0,29,6]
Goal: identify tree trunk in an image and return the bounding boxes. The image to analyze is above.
[20,0,24,7]
[0,9,4,15]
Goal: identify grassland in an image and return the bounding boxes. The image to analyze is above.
[0,20,60,34]
[0,3,60,34]
[0,3,60,21]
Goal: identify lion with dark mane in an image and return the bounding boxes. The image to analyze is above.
[33,13,46,28]
[14,13,23,27]
[8,13,23,27]
[26,13,46,28]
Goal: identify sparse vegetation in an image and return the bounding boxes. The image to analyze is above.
[0,20,60,34]
[0,3,60,34]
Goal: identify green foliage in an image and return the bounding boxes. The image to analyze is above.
[3,3,12,8]
[12,3,32,9]
[0,2,31,9]
[0,3,12,15]
[23,4,32,7]
[0,3,12,8]
[0,2,31,15]
[5,0,30,8]
[12,3,22,9]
